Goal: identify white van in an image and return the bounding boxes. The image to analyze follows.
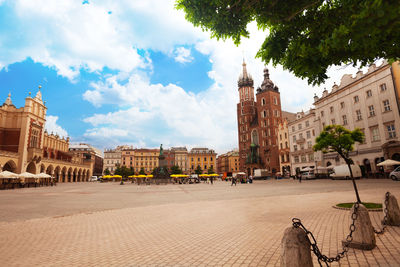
[330,164,362,179]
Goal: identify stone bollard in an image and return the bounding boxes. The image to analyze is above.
[383,192,400,226]
[342,204,376,250]
[280,226,313,267]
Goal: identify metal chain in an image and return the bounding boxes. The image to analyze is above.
[292,202,359,267]
[374,191,389,234]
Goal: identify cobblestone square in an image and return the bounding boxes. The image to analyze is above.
[1,179,400,266]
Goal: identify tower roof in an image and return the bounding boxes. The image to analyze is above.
[238,59,254,87]
[257,67,279,93]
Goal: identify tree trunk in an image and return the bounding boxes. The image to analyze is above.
[346,161,361,203]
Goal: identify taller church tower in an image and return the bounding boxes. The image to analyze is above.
[237,62,282,176]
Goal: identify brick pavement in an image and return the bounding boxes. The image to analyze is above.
[0,180,400,266]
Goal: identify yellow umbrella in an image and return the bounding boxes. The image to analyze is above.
[103,175,112,179]
[138,175,146,178]
[209,173,219,176]
[112,175,122,178]
[146,174,153,178]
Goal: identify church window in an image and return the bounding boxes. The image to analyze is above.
[251,130,259,145]
[262,98,266,106]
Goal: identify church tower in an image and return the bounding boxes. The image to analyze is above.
[237,62,282,176]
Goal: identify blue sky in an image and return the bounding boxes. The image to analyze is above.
[0,0,360,154]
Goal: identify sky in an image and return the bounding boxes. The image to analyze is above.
[0,0,363,154]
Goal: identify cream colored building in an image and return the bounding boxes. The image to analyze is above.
[313,61,400,176]
[103,145,129,174]
[171,147,188,173]
[0,89,91,181]
[288,109,318,175]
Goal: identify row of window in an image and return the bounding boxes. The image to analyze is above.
[191,157,214,162]
[261,96,279,106]
[293,141,313,151]
[292,130,315,142]
[366,124,396,142]
[293,153,314,163]
[261,109,280,118]
[322,100,392,127]
[291,120,310,132]
[321,99,392,121]
[321,98,391,119]
[190,165,214,170]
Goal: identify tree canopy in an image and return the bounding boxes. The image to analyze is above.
[170,165,183,174]
[176,0,400,85]
[314,125,364,202]
[313,125,364,163]
[195,165,203,175]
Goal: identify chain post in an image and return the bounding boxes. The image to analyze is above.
[374,191,389,234]
[291,202,359,266]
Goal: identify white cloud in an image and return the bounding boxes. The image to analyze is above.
[174,47,193,63]
[45,115,68,137]
[1,0,369,154]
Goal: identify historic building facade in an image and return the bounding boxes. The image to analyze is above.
[313,61,400,176]
[69,143,103,177]
[131,148,159,173]
[103,146,127,174]
[216,149,239,174]
[171,147,188,173]
[288,109,318,175]
[237,61,283,176]
[0,89,91,181]
[188,147,217,173]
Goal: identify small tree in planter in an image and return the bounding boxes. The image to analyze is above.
[313,125,364,203]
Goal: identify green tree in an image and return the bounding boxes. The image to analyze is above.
[170,165,183,174]
[313,125,364,203]
[176,0,400,85]
[195,165,203,175]
[139,168,146,175]
[103,168,111,175]
[207,166,215,174]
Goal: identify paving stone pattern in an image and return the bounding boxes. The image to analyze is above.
[0,179,400,266]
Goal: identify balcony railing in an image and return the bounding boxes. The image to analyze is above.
[296,137,306,144]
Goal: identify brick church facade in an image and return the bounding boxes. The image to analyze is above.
[237,61,282,176]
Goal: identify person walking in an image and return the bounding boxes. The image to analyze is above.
[298,173,302,183]
[210,176,213,185]
[231,176,236,186]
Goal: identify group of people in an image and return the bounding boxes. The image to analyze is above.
[231,175,253,186]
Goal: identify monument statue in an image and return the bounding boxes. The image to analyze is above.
[160,144,163,156]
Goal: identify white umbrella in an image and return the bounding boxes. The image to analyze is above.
[377,159,400,167]
[36,173,51,178]
[0,171,19,179]
[18,172,38,178]
[301,167,313,172]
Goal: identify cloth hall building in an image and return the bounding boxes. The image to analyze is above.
[0,89,92,182]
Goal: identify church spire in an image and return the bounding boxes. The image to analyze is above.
[238,59,254,87]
